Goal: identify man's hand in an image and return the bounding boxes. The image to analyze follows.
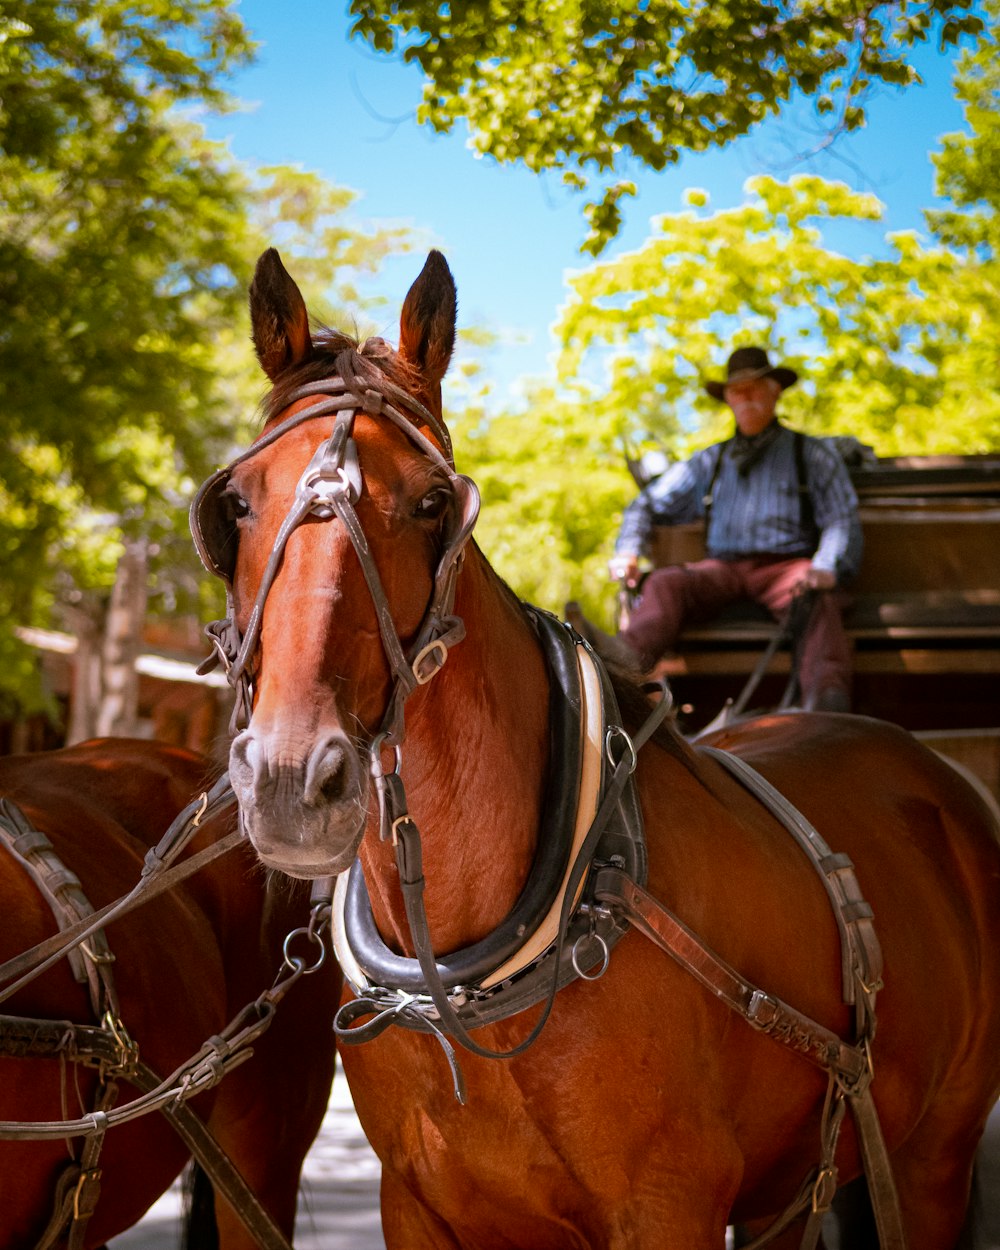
[798,565,836,592]
[608,553,641,587]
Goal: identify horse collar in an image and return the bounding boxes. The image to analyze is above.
[332,610,649,1079]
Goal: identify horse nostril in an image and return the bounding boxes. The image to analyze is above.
[304,736,355,806]
[229,732,266,794]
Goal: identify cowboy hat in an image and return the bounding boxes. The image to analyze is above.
[704,346,798,401]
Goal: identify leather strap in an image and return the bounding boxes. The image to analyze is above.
[850,1086,908,1250]
[593,866,869,1085]
[0,800,118,1018]
[699,746,883,1017]
[133,1061,295,1250]
[0,776,239,1006]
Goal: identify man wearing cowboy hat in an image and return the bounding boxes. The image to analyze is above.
[573,346,862,712]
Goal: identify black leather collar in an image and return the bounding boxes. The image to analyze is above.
[333,610,647,1033]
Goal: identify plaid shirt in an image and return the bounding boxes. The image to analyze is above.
[615,426,863,584]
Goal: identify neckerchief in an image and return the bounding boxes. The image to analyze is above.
[728,419,783,477]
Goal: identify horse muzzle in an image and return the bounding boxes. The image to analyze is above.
[228,727,368,878]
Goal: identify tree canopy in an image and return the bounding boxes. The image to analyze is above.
[926,0,1000,257]
[0,1,411,717]
[555,174,1000,459]
[349,0,985,252]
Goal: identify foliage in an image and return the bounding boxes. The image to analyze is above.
[556,175,1000,459]
[447,168,1000,625]
[0,1,252,707]
[927,0,1000,257]
[450,375,629,616]
[349,0,984,252]
[0,0,411,714]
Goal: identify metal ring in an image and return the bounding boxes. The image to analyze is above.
[370,736,403,779]
[282,925,328,975]
[605,725,637,775]
[571,932,610,981]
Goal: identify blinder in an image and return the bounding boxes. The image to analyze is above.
[191,469,239,584]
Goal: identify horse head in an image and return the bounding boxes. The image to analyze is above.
[191,248,478,878]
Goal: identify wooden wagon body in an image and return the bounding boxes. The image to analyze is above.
[639,453,1000,793]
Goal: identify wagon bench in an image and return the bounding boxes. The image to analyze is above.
[639,453,1000,791]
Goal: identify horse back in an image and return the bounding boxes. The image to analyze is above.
[680,712,1000,1125]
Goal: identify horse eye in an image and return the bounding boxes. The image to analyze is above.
[223,489,251,521]
[414,488,450,521]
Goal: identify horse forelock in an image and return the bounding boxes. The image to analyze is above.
[260,327,424,425]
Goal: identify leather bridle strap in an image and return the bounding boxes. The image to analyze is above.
[0,800,118,1018]
[593,866,869,1084]
[699,746,882,1020]
[0,776,238,1005]
[191,352,481,744]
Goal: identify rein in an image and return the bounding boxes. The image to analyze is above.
[0,773,239,1006]
[0,784,327,1250]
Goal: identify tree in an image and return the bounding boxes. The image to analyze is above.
[0,2,412,730]
[555,175,1000,459]
[349,0,984,252]
[450,378,628,616]
[442,170,1000,625]
[1,1,252,720]
[926,0,1000,257]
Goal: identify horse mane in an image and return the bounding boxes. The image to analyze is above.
[261,327,423,424]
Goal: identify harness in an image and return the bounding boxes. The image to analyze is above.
[0,799,127,1250]
[0,782,328,1250]
[332,612,654,1100]
[189,355,906,1248]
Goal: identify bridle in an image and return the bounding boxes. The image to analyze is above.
[190,344,481,742]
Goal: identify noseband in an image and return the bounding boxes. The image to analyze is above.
[190,346,481,742]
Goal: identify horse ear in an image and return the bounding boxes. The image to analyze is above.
[398,250,457,388]
[249,248,313,381]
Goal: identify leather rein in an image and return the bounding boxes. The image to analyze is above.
[190,356,905,1248]
[0,779,328,1250]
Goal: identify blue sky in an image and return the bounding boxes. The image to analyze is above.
[209,1,974,400]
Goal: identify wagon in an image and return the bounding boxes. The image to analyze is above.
[630,452,1000,795]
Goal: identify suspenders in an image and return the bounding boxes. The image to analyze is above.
[701,430,817,552]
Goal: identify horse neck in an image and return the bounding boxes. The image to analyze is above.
[358,548,551,955]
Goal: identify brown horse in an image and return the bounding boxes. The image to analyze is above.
[195,245,1000,1248]
[0,738,340,1248]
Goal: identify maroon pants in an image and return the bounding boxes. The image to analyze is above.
[620,557,852,705]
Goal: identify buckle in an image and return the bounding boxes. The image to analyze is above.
[811,1165,838,1214]
[747,989,781,1029]
[412,639,448,684]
